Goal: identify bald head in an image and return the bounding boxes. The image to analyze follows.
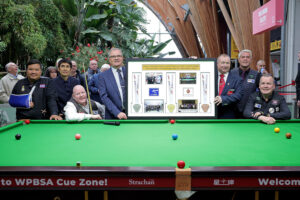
[72,85,87,106]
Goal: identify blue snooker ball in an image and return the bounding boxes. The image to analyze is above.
[172,134,178,140]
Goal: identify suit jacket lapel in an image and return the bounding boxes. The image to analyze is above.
[108,68,121,99]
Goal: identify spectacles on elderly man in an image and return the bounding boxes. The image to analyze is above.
[109,55,123,59]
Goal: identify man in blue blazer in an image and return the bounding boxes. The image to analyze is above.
[88,64,110,103]
[99,48,127,119]
[230,49,260,118]
[214,54,243,118]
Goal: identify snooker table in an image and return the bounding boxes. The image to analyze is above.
[0,119,300,191]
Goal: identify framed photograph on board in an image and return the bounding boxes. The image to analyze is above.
[126,58,217,118]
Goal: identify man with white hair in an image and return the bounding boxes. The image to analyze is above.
[230,49,260,118]
[64,85,105,121]
[0,62,24,103]
[214,54,243,118]
[84,59,100,83]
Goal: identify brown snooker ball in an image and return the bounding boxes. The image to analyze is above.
[286,133,292,139]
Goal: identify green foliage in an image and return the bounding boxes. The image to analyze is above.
[61,43,109,71]
[23,33,47,57]
[0,0,73,67]
[0,40,7,52]
[59,0,174,67]
[125,34,175,58]
[32,0,70,62]
[5,3,47,57]
[0,0,175,71]
[62,0,78,16]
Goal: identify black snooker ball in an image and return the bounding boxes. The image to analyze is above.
[15,134,21,140]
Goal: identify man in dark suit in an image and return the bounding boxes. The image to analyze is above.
[88,64,110,103]
[214,54,243,118]
[230,49,260,118]
[99,48,127,119]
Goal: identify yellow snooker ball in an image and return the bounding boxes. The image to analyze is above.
[274,127,280,133]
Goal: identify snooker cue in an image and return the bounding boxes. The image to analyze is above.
[255,191,259,200]
[275,191,279,200]
[82,63,93,114]
[104,191,108,200]
[84,191,88,200]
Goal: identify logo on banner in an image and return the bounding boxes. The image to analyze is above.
[149,88,159,96]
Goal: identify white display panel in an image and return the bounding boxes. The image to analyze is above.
[126,59,217,118]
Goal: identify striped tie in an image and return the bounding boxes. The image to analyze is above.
[117,68,126,107]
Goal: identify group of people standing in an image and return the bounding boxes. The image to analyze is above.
[214,49,291,124]
[0,48,127,121]
[0,48,298,124]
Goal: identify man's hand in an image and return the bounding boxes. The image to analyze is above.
[91,114,102,120]
[30,102,34,108]
[117,112,127,119]
[258,116,276,124]
[297,100,300,107]
[50,115,63,120]
[252,112,262,118]
[214,96,222,106]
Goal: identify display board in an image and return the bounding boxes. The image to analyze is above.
[126,58,217,118]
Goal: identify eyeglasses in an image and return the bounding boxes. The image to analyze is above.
[109,55,123,59]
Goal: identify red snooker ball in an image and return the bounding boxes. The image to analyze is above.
[170,119,175,124]
[286,132,292,139]
[177,160,185,169]
[75,134,81,140]
[25,119,30,124]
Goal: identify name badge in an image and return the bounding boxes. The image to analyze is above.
[227,89,235,95]
[149,88,159,96]
[254,103,261,108]
[247,79,255,83]
[40,84,46,88]
[269,107,275,113]
[272,100,279,105]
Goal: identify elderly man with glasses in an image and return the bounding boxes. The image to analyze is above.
[99,48,127,119]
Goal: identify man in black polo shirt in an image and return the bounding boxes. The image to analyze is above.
[53,59,80,116]
[11,59,62,120]
[243,74,291,124]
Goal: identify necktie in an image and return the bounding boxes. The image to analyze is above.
[117,68,126,107]
[241,71,246,80]
[219,74,225,96]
